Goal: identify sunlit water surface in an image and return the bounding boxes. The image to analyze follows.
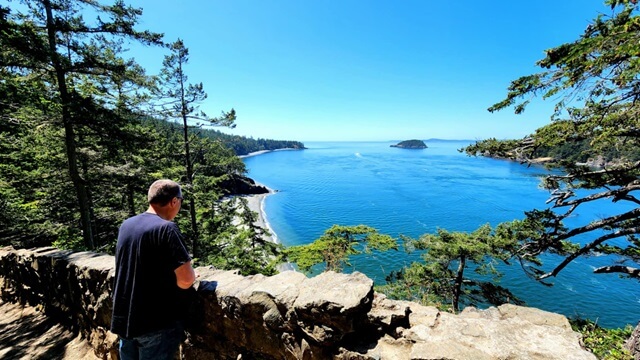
[243,140,639,328]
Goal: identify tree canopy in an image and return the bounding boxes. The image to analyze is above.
[1,0,163,249]
[283,225,397,273]
[378,225,523,313]
[0,0,299,276]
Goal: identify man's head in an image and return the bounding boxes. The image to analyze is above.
[148,179,182,205]
[147,180,183,220]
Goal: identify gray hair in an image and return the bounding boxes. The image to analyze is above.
[147,180,182,206]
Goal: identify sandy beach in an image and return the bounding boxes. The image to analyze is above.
[237,152,281,243]
[242,188,277,244]
[238,148,301,159]
[238,150,272,159]
[237,148,300,243]
[242,188,297,271]
[238,154,296,272]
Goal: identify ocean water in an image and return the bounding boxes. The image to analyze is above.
[243,140,639,328]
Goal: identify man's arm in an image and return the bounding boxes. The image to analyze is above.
[175,261,196,289]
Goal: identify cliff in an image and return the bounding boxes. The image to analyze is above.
[0,246,597,360]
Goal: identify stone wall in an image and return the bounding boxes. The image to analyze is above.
[0,246,597,360]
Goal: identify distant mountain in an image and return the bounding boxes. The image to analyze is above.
[390,139,427,149]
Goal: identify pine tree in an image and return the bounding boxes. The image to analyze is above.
[1,0,162,249]
[284,225,398,273]
[379,225,522,313]
[156,39,236,257]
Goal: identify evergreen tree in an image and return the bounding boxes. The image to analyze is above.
[283,225,397,273]
[0,69,70,247]
[0,2,295,277]
[156,39,236,257]
[200,197,282,276]
[1,0,162,249]
[379,225,522,313]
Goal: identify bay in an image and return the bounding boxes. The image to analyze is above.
[243,140,639,328]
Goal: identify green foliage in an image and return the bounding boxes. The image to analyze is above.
[157,39,236,130]
[51,228,85,252]
[201,129,306,156]
[0,0,302,276]
[378,225,523,312]
[155,39,237,257]
[0,61,76,247]
[571,318,634,360]
[283,225,398,273]
[464,0,640,283]
[463,133,639,166]
[391,139,427,149]
[1,0,164,249]
[199,197,282,276]
[462,138,523,160]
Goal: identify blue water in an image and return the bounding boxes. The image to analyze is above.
[243,140,639,328]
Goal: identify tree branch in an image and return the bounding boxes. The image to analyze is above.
[556,207,640,242]
[538,226,640,280]
[548,161,640,182]
[553,184,640,208]
[593,265,640,278]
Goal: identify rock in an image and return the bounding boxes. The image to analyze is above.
[627,321,640,360]
[368,293,411,329]
[219,174,269,196]
[294,271,374,344]
[496,303,571,329]
[407,302,440,328]
[0,247,598,360]
[404,305,596,360]
[336,335,413,360]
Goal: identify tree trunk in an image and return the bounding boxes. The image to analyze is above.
[43,0,94,249]
[79,133,97,244]
[452,255,466,313]
[127,183,136,217]
[179,60,199,257]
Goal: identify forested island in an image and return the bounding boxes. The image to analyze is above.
[390,139,428,149]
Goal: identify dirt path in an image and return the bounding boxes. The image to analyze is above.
[0,301,100,360]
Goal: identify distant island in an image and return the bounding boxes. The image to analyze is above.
[390,139,427,149]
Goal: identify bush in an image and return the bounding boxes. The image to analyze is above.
[571,318,633,360]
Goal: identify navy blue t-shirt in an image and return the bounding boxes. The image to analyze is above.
[111,212,191,338]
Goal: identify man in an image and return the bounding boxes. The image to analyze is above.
[111,179,196,360]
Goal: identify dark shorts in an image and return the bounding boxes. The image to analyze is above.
[119,323,184,360]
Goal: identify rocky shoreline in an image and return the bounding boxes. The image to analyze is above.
[483,152,624,169]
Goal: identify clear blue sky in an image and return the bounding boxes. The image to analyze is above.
[128,0,608,142]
